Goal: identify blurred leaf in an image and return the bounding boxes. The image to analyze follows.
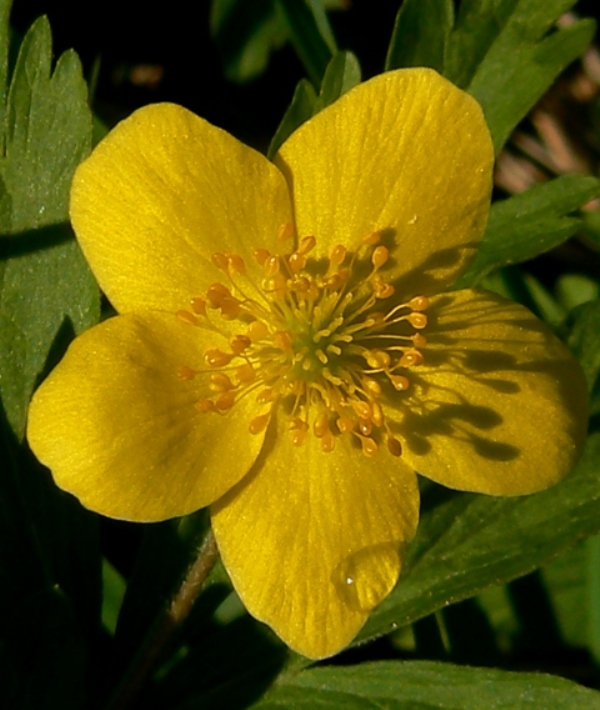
[210,0,288,83]
[102,559,127,635]
[456,176,600,288]
[555,273,600,311]
[276,0,335,86]
[444,0,595,153]
[587,535,600,664]
[256,661,600,708]
[568,299,600,415]
[0,15,99,440]
[313,50,361,113]
[354,428,600,650]
[386,0,454,73]
[268,78,317,158]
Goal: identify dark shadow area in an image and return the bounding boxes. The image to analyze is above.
[0,221,75,260]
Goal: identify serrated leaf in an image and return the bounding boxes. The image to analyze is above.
[255,661,600,709]
[0,15,99,439]
[355,427,600,649]
[444,0,595,153]
[385,0,454,73]
[455,176,600,287]
[268,78,317,159]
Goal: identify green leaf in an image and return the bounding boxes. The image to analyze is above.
[313,50,361,114]
[455,176,600,287]
[445,0,595,153]
[356,428,600,649]
[210,0,288,83]
[268,78,317,159]
[0,15,99,440]
[385,0,454,73]
[255,661,600,708]
[568,300,600,417]
[276,0,335,86]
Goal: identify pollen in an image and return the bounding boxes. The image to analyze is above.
[176,227,429,458]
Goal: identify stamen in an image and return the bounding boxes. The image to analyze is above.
[249,413,270,434]
[204,349,234,367]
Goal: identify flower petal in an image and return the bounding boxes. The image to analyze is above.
[275,68,494,298]
[390,289,588,495]
[71,103,292,314]
[27,313,266,520]
[211,407,419,659]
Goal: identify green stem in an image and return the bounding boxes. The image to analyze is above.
[106,528,219,710]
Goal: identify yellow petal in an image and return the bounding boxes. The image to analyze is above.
[27,313,266,520]
[390,289,588,495]
[211,407,419,659]
[71,103,292,314]
[276,68,494,297]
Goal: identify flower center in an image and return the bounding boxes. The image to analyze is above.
[175,225,429,457]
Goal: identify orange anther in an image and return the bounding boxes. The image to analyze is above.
[389,374,410,391]
[336,415,354,433]
[177,366,197,380]
[371,400,384,427]
[371,245,389,269]
[387,436,402,457]
[359,435,378,457]
[210,372,234,391]
[411,333,427,348]
[362,231,381,246]
[265,255,280,276]
[352,399,372,420]
[329,244,346,267]
[227,253,246,274]
[409,295,430,311]
[211,252,229,270]
[275,330,293,353]
[362,377,382,396]
[373,277,395,299]
[321,430,335,453]
[325,269,349,290]
[249,413,270,435]
[358,418,372,436]
[254,248,270,265]
[399,349,424,368]
[256,388,275,404]
[407,312,427,329]
[176,310,198,326]
[313,412,330,438]
[215,391,236,410]
[230,334,251,354]
[288,251,307,273]
[206,282,232,308]
[219,297,241,319]
[204,348,233,368]
[298,235,316,255]
[195,398,216,413]
[190,297,207,315]
[278,222,295,241]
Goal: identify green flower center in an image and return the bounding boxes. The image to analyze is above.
[175,225,429,457]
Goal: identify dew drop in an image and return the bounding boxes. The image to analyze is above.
[332,542,401,612]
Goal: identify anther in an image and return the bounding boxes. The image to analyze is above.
[298,235,316,255]
[195,399,216,413]
[358,418,372,436]
[399,350,424,367]
[288,252,307,273]
[210,372,234,391]
[373,276,395,299]
[387,436,402,457]
[265,255,280,276]
[407,312,427,329]
[176,310,198,326]
[190,297,207,315]
[206,282,232,308]
[321,430,335,453]
[236,363,256,383]
[336,415,354,433]
[352,399,372,420]
[329,244,346,267]
[227,253,246,274]
[256,388,275,404]
[177,366,197,380]
[411,333,427,348]
[313,412,330,438]
[290,418,308,446]
[275,330,293,353]
[204,348,234,367]
[359,435,378,457]
[362,231,381,246]
[371,245,389,269]
[247,320,269,341]
[249,413,270,435]
[253,248,270,265]
[278,222,294,242]
[230,334,251,354]
[409,295,430,311]
[389,374,410,391]
[215,391,236,410]
[211,252,229,270]
[220,297,241,319]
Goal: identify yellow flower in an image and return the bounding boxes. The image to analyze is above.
[27,68,587,659]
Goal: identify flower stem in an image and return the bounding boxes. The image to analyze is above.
[106,527,219,710]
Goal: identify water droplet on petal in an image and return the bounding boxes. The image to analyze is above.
[332,542,401,612]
